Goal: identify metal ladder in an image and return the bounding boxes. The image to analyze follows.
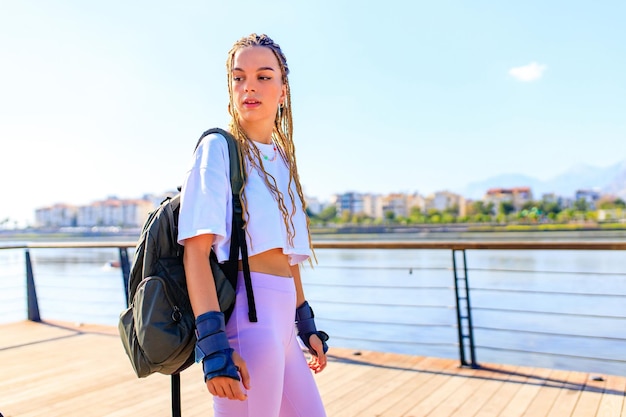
[451,249,479,368]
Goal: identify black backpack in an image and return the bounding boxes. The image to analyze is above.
[119,128,257,378]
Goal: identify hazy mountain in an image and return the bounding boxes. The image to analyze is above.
[459,160,626,200]
[603,160,626,198]
[459,174,543,200]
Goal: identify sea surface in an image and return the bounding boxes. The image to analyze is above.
[1,230,625,376]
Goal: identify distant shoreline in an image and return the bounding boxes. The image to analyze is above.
[2,224,626,243]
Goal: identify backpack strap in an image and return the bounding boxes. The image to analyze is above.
[196,128,257,322]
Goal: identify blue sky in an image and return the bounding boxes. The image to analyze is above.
[1,1,625,226]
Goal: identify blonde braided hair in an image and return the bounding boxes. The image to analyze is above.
[225,33,315,263]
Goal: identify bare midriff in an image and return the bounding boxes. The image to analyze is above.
[238,248,292,278]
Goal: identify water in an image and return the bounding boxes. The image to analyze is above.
[302,247,626,374]
[1,236,625,376]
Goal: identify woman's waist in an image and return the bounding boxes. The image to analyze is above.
[238,248,292,277]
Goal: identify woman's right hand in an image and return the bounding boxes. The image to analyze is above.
[206,350,250,400]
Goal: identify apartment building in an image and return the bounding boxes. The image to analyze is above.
[423,191,466,216]
[380,193,427,218]
[361,194,381,218]
[332,192,365,216]
[35,204,78,228]
[575,189,601,209]
[334,192,427,219]
[37,197,154,228]
[483,187,533,212]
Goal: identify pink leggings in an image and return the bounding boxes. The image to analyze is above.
[213,271,327,417]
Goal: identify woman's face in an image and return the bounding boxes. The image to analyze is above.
[231,46,286,131]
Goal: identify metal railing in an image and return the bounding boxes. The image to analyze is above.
[1,240,625,376]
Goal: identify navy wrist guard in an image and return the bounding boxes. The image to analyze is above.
[195,311,239,382]
[295,301,329,356]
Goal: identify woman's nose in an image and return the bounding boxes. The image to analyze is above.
[244,80,256,92]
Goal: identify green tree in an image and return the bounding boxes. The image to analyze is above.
[429,213,442,224]
[351,212,372,224]
[556,208,574,223]
[469,201,494,222]
[541,201,562,216]
[317,205,337,222]
[408,207,426,224]
[472,201,494,216]
[499,201,515,216]
[573,198,589,212]
[441,213,455,224]
[444,204,459,216]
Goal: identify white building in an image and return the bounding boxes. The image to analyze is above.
[304,196,325,215]
[361,194,382,218]
[424,191,466,216]
[35,204,77,228]
[38,197,154,228]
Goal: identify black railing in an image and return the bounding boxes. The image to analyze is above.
[1,240,625,376]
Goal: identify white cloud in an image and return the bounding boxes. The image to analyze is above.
[508,62,547,82]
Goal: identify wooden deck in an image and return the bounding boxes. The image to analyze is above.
[1,321,625,417]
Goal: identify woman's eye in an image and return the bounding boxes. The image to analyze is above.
[259,76,271,81]
[232,76,243,81]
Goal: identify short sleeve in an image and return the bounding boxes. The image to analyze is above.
[177,133,232,252]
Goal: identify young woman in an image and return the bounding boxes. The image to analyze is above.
[177,34,328,417]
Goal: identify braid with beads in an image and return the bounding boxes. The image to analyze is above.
[225,33,316,264]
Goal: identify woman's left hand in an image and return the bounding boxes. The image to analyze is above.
[306,334,327,373]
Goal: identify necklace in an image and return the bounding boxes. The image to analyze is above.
[259,143,278,162]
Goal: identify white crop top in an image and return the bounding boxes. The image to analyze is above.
[177,132,311,266]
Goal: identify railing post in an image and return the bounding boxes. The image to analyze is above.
[25,249,41,322]
[118,247,131,306]
[452,249,478,368]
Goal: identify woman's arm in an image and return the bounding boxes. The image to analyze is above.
[183,233,250,399]
[290,263,306,308]
[183,233,220,315]
[290,264,328,373]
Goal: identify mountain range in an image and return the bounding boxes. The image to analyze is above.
[457,159,626,200]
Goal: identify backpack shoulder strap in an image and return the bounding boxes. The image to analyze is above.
[194,127,257,322]
[194,127,244,194]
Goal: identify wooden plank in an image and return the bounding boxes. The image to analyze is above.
[443,364,512,417]
[570,375,606,417]
[545,370,587,417]
[596,374,626,417]
[498,367,554,417]
[400,363,481,416]
[471,365,532,417]
[356,356,458,417]
[324,353,430,417]
[317,352,402,403]
[520,369,572,417]
[384,357,463,416]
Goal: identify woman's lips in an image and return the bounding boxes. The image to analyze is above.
[243,98,261,108]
